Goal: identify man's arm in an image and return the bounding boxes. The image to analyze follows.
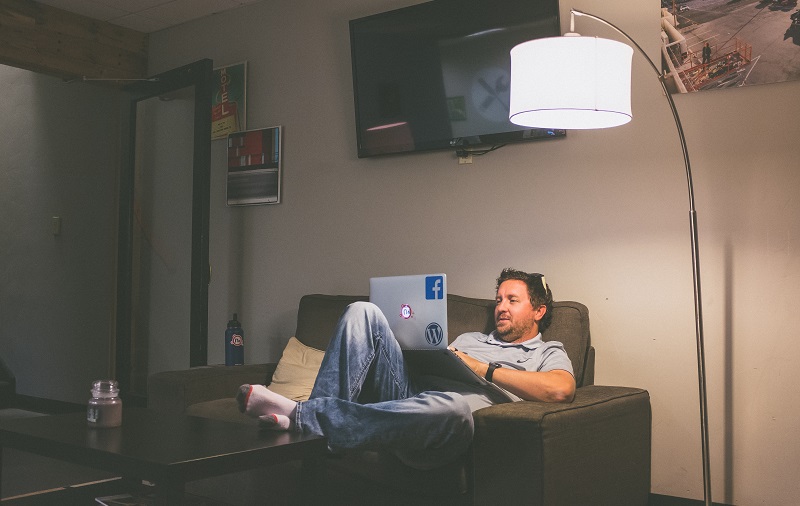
[452,349,576,403]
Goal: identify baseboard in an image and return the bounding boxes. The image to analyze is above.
[649,493,733,506]
[14,394,84,414]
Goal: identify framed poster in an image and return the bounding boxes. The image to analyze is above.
[661,1,800,93]
[212,62,247,140]
[227,126,282,206]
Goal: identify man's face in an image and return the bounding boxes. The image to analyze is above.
[494,279,543,343]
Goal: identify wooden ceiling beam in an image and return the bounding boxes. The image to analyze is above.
[0,0,147,81]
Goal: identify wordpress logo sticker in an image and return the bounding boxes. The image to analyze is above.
[425,275,444,300]
[425,322,444,346]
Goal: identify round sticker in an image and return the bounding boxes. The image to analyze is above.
[425,322,444,346]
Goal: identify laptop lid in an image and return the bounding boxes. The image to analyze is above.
[369,273,448,350]
[370,273,514,404]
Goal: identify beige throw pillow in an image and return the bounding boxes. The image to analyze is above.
[268,336,325,401]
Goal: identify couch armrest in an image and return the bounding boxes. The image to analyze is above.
[147,363,276,415]
[471,385,651,506]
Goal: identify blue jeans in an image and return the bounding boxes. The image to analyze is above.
[295,302,474,469]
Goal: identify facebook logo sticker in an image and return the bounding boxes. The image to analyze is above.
[425,275,444,300]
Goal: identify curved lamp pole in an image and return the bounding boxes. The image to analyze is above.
[508,9,712,506]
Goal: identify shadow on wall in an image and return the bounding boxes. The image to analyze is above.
[723,240,734,504]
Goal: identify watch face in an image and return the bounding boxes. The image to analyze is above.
[471,67,511,122]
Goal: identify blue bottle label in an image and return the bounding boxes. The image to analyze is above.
[225,329,244,366]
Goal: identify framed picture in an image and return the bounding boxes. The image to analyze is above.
[661,2,800,93]
[226,126,282,206]
[212,62,247,140]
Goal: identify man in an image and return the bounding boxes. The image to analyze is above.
[237,268,575,469]
[702,42,711,66]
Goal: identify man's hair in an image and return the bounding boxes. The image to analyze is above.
[496,268,554,332]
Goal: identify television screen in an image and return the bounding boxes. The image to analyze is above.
[349,0,565,158]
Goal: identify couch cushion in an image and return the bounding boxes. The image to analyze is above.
[542,301,590,388]
[267,337,325,401]
[446,294,496,340]
[295,295,368,350]
[186,398,257,425]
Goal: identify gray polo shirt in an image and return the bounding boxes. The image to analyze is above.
[420,331,574,411]
[451,331,574,374]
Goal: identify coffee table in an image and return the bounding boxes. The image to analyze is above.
[0,407,327,504]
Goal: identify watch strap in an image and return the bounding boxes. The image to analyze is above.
[485,362,502,382]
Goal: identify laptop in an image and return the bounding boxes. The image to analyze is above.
[369,273,449,350]
[369,274,513,403]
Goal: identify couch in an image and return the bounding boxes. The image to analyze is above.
[148,293,651,505]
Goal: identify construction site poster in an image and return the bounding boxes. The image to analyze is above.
[212,62,247,140]
[661,0,800,93]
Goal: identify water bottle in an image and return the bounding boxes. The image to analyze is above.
[225,313,245,366]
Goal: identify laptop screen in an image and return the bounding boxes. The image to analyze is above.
[369,273,448,350]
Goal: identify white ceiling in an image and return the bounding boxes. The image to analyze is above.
[35,0,262,33]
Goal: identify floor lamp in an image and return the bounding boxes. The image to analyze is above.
[508,9,712,506]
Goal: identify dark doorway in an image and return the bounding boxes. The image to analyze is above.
[115,60,212,405]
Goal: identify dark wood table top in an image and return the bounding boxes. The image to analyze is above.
[0,407,326,484]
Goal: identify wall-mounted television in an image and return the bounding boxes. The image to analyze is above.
[349,0,565,158]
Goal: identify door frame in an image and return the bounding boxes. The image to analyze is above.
[115,59,212,403]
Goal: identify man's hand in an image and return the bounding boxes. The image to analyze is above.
[449,347,575,403]
[449,347,485,375]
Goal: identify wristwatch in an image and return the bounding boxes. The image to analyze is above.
[485,362,502,382]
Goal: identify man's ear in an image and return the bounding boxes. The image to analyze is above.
[534,304,547,323]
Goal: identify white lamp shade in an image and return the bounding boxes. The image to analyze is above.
[509,35,634,129]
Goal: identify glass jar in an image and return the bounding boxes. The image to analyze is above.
[87,379,122,428]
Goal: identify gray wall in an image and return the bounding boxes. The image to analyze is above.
[0,68,119,403]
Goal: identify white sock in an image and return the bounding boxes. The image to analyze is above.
[236,384,296,430]
[257,413,292,431]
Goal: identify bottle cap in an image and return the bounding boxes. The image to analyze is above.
[228,313,240,328]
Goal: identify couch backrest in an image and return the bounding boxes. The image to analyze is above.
[295,294,593,388]
[295,294,369,351]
